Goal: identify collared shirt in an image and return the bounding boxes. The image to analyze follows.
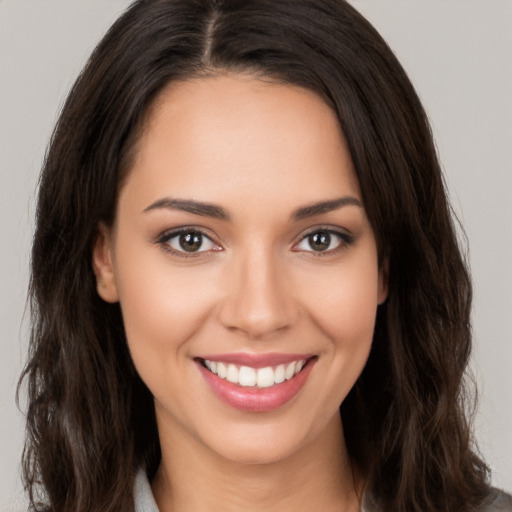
[133,469,370,512]
[134,470,160,512]
[133,468,512,512]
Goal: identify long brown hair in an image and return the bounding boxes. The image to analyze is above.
[20,1,491,510]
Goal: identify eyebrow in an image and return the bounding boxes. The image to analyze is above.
[143,198,231,221]
[142,196,362,221]
[291,196,362,220]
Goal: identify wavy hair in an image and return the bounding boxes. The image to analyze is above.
[20,0,490,510]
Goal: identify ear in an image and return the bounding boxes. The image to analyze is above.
[377,258,389,305]
[92,223,119,303]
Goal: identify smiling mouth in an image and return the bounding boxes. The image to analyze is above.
[198,357,313,389]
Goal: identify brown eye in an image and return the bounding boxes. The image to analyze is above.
[294,229,352,254]
[308,231,331,252]
[179,232,203,252]
[163,230,218,254]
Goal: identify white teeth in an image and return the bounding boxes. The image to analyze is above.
[274,364,285,384]
[217,362,227,379]
[256,367,275,388]
[285,362,296,380]
[203,358,308,388]
[226,364,239,383]
[239,366,256,387]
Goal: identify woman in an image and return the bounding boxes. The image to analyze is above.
[19,0,511,511]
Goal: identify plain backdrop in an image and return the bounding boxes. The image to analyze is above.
[1,1,511,509]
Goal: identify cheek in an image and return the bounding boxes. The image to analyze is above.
[114,259,224,417]
[298,255,380,401]
[304,260,380,342]
[324,289,377,371]
[114,251,220,364]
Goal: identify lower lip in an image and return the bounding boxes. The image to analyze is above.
[197,358,316,412]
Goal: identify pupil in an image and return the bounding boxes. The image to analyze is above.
[179,232,202,252]
[309,231,330,251]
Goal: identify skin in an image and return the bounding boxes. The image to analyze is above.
[93,74,387,512]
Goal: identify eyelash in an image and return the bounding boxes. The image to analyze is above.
[155,226,355,259]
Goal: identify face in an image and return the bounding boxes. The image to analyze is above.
[93,74,387,465]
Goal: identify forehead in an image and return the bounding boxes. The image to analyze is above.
[121,73,361,216]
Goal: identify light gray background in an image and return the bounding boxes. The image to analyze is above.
[1,1,510,509]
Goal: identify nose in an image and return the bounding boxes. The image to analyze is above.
[218,247,299,340]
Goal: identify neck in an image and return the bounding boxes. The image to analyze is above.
[151,413,362,512]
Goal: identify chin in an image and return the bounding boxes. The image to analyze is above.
[212,440,300,467]
[197,417,327,467]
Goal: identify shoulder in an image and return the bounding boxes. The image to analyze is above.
[361,488,512,512]
[478,488,512,512]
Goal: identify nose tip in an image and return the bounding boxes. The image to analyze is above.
[218,256,298,340]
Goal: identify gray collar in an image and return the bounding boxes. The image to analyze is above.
[134,469,159,512]
[134,468,371,511]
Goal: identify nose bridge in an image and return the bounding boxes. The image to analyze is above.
[219,243,297,339]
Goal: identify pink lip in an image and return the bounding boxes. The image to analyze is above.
[196,356,317,412]
[197,352,315,369]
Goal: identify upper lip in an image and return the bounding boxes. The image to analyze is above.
[195,352,316,368]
